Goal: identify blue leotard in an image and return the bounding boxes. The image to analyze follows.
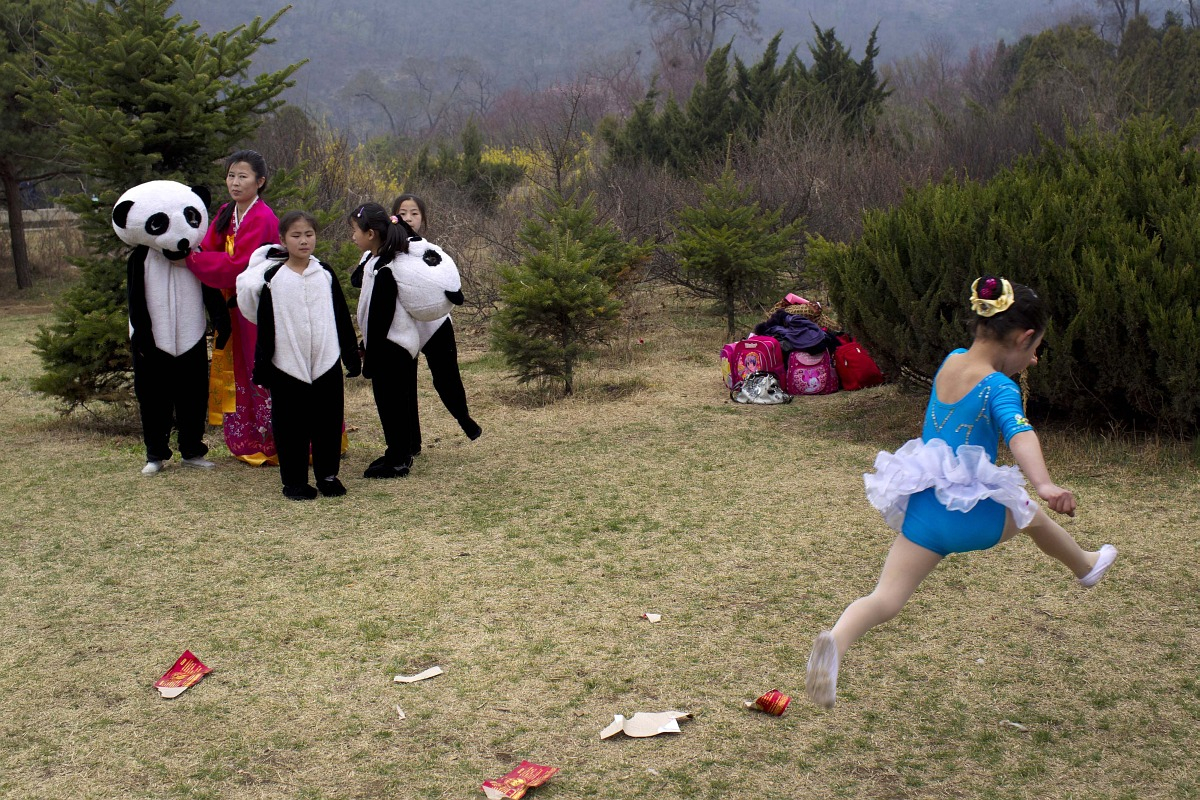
[901,349,1034,556]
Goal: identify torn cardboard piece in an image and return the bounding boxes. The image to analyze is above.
[640,613,661,623]
[154,650,212,699]
[743,689,791,716]
[600,711,692,739]
[394,665,443,683]
[481,761,559,799]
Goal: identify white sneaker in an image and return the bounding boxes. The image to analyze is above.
[806,631,840,709]
[181,456,216,469]
[141,460,165,475]
[1078,544,1118,588]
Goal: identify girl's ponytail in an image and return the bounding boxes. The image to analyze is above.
[349,203,411,265]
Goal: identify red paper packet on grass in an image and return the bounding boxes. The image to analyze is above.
[154,650,212,698]
[481,761,558,800]
[744,689,791,716]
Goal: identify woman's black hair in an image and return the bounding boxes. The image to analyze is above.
[390,193,428,234]
[349,202,410,265]
[214,150,269,235]
[968,274,1048,341]
[279,210,318,239]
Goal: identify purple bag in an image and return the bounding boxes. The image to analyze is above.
[784,349,839,395]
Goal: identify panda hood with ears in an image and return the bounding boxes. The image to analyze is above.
[113,180,212,260]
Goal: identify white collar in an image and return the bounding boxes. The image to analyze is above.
[233,196,258,233]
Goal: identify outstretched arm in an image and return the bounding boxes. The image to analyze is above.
[1008,430,1075,517]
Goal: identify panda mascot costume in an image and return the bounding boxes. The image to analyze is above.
[113,180,230,474]
[356,218,463,478]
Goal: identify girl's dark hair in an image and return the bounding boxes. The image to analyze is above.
[390,193,428,234]
[349,202,410,265]
[968,274,1048,340]
[279,210,318,238]
[214,149,269,235]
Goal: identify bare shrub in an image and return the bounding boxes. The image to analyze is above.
[0,208,88,296]
[419,182,533,323]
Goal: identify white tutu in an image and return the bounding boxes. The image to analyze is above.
[863,438,1037,533]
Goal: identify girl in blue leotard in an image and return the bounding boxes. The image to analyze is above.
[805,275,1118,709]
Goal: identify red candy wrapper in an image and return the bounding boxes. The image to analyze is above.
[481,761,559,799]
[154,650,212,699]
[744,689,791,716]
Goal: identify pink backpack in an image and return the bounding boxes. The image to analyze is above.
[784,349,839,395]
[720,335,784,389]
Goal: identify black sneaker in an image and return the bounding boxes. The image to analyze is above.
[317,476,347,497]
[462,418,482,440]
[283,484,318,500]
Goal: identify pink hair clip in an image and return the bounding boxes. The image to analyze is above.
[389,215,399,224]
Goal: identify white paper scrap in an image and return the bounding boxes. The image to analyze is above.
[600,710,692,739]
[641,613,662,623]
[393,665,444,683]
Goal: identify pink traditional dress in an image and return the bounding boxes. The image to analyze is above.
[186,198,280,465]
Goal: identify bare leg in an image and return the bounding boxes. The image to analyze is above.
[998,507,1097,578]
[829,534,944,658]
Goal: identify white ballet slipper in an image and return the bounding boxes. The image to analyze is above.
[805,631,839,709]
[1078,544,1117,588]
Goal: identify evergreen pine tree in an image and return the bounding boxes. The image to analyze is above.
[600,91,661,167]
[733,32,788,139]
[0,0,67,290]
[517,190,651,290]
[683,43,735,162]
[807,23,890,135]
[668,165,804,339]
[656,97,691,171]
[491,235,621,396]
[25,0,298,408]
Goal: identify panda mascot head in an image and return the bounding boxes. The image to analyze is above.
[112,180,212,259]
[392,237,463,322]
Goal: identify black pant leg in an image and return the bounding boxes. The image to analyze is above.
[132,346,174,462]
[173,338,210,460]
[310,364,344,481]
[370,339,418,464]
[422,319,473,426]
[270,371,312,488]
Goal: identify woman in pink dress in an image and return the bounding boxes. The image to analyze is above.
[187,150,281,465]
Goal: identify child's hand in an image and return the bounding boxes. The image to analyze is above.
[1036,483,1076,517]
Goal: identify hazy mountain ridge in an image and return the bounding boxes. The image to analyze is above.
[171,0,1165,129]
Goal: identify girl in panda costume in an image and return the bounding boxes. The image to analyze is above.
[237,212,361,500]
[392,194,481,454]
[350,203,462,478]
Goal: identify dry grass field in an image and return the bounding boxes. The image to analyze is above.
[0,292,1197,800]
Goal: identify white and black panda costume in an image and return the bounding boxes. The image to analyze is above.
[237,245,361,498]
[113,180,229,473]
[355,230,461,478]
[410,234,479,455]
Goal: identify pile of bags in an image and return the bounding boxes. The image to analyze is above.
[722,294,883,404]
